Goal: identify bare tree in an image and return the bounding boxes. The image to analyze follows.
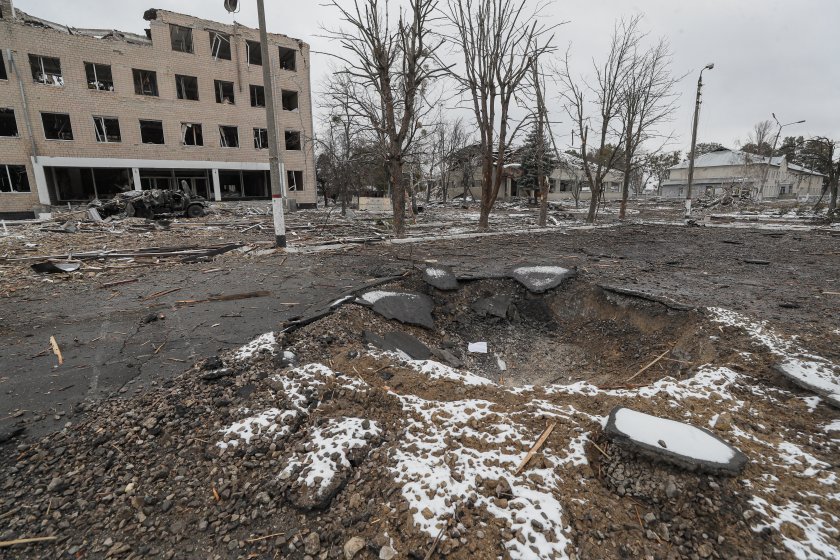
[560,17,640,223]
[805,137,839,214]
[445,0,555,229]
[618,35,681,219]
[429,116,471,202]
[325,0,445,236]
[742,120,775,156]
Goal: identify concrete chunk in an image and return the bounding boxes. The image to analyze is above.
[511,265,575,293]
[604,406,747,476]
[421,266,459,291]
[359,290,435,329]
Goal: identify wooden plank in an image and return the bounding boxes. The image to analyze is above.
[515,422,556,475]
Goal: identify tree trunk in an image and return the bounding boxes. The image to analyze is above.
[390,159,405,236]
[479,156,493,229]
[538,176,548,226]
[586,182,601,223]
[619,171,630,220]
[830,180,838,213]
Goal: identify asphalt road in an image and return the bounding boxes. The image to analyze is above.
[1,224,838,440]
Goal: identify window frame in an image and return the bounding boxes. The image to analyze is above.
[0,52,7,80]
[284,130,302,151]
[219,125,239,148]
[29,54,63,86]
[246,40,262,66]
[41,112,74,141]
[281,89,299,111]
[0,108,19,138]
[0,164,31,194]
[139,119,165,145]
[253,128,268,150]
[278,47,296,71]
[209,30,232,60]
[287,170,303,192]
[93,116,121,143]
[84,62,114,92]
[249,84,265,108]
[181,122,204,147]
[169,24,194,54]
[133,68,159,97]
[175,74,200,101]
[214,80,235,104]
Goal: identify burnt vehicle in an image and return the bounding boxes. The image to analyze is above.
[90,189,208,219]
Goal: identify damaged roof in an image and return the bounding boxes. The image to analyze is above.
[671,148,825,176]
[12,9,152,45]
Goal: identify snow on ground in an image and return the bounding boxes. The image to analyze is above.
[612,408,738,464]
[406,358,493,386]
[389,394,573,560]
[359,290,420,304]
[709,307,840,401]
[749,497,840,560]
[280,417,382,497]
[424,267,448,278]
[217,408,299,450]
[234,331,278,361]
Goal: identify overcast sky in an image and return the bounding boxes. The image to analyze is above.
[15,0,840,154]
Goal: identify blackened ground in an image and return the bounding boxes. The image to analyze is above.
[1,223,838,440]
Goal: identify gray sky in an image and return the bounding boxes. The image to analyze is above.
[15,0,840,154]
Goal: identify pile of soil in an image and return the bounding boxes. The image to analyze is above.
[0,274,837,560]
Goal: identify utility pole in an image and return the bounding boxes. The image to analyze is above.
[757,113,805,201]
[226,0,286,247]
[532,57,549,226]
[685,63,714,218]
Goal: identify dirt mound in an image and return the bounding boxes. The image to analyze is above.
[0,275,837,560]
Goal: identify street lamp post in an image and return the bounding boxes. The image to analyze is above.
[756,113,805,201]
[226,0,287,247]
[685,63,714,218]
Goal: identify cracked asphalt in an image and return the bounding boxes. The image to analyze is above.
[1,223,838,440]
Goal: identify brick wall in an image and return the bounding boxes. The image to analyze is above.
[0,6,316,212]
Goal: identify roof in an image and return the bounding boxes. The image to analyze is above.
[670,148,824,177]
[13,10,152,45]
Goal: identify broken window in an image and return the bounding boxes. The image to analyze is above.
[246,40,262,66]
[242,170,268,197]
[278,47,296,71]
[214,80,235,104]
[0,53,7,80]
[84,62,114,91]
[0,165,30,193]
[285,130,301,151]
[209,30,231,60]
[139,120,165,144]
[249,84,265,108]
[170,24,194,53]
[281,90,299,111]
[175,74,199,101]
[287,170,303,191]
[29,54,63,86]
[93,116,121,143]
[253,128,268,149]
[41,112,73,140]
[181,123,203,146]
[219,125,239,148]
[0,108,18,137]
[133,69,159,96]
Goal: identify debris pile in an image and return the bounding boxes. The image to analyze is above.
[1,269,837,560]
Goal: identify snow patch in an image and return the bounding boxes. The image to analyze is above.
[217,408,298,449]
[234,332,278,361]
[359,290,420,305]
[749,497,840,560]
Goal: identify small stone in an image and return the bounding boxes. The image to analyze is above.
[644,513,656,524]
[421,507,434,520]
[124,482,136,496]
[304,532,321,555]
[665,479,678,499]
[141,417,157,430]
[103,537,113,547]
[379,545,397,560]
[46,477,65,492]
[697,543,713,558]
[344,537,365,560]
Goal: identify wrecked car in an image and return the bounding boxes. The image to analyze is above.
[90,189,208,219]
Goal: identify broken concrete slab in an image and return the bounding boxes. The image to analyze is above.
[421,266,459,291]
[511,265,575,293]
[358,290,435,329]
[383,331,432,360]
[431,347,463,368]
[604,406,747,476]
[363,330,397,352]
[471,294,513,319]
[772,359,840,409]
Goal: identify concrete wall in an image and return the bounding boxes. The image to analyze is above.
[0,5,316,213]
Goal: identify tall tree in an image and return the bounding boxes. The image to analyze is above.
[694,142,724,157]
[742,120,775,156]
[776,135,805,166]
[803,137,839,214]
[643,150,681,195]
[445,0,556,229]
[560,17,640,223]
[618,33,680,219]
[518,123,558,213]
[325,0,445,236]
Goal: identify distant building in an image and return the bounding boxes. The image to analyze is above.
[444,147,623,201]
[0,0,316,218]
[660,147,824,201]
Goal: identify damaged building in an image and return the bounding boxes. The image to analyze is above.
[0,0,316,219]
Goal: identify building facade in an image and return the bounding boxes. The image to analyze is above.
[0,0,316,218]
[660,148,824,201]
